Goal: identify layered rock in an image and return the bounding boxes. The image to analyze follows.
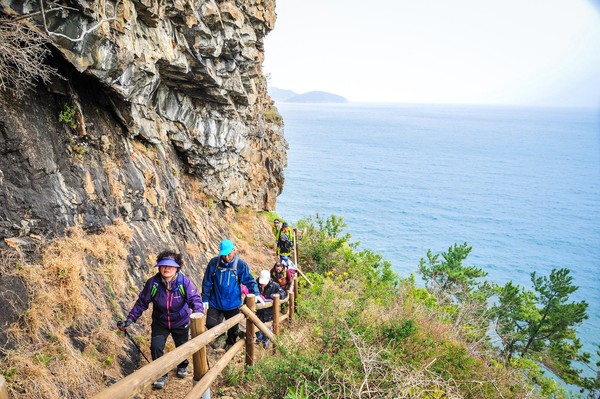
[0,0,287,244]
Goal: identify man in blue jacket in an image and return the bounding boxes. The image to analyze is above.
[118,250,203,389]
[202,240,261,348]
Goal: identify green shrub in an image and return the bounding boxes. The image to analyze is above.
[251,214,556,398]
[264,106,282,124]
[382,319,418,342]
[59,103,78,129]
[223,364,243,386]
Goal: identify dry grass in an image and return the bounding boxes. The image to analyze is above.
[231,209,277,274]
[0,220,134,399]
[0,207,282,398]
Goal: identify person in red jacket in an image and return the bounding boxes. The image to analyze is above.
[270,260,294,291]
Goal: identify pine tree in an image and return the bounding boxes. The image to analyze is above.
[493,268,589,383]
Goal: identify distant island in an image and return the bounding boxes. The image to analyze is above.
[269,87,348,103]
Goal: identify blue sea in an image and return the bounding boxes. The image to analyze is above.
[275,102,600,366]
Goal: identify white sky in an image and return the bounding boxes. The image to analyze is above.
[263,0,600,107]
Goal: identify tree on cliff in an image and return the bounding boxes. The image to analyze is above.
[418,242,489,302]
[1,1,117,98]
[419,244,595,394]
[0,17,57,98]
[418,243,494,346]
[493,268,590,384]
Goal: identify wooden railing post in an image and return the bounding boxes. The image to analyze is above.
[293,227,299,267]
[0,375,9,399]
[293,277,299,313]
[190,312,210,398]
[245,294,256,367]
[183,340,244,399]
[190,313,209,380]
[289,289,295,322]
[272,294,280,337]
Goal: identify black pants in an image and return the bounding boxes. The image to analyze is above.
[206,307,240,345]
[150,323,189,369]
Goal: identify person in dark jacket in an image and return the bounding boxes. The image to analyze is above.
[255,269,286,346]
[118,250,203,390]
[277,226,294,260]
[202,240,261,348]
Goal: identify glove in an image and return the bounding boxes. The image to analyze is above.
[203,302,209,312]
[256,296,265,305]
[117,319,132,331]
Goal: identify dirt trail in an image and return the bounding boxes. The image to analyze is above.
[134,346,242,399]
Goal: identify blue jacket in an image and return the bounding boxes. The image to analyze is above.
[128,272,203,329]
[202,255,259,311]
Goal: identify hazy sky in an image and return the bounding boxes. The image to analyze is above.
[263,0,600,107]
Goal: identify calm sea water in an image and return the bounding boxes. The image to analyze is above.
[275,102,600,361]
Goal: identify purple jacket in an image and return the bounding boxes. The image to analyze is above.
[128,272,203,329]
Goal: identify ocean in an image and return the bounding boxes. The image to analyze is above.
[274,102,600,366]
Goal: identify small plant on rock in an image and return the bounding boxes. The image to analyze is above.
[59,103,78,129]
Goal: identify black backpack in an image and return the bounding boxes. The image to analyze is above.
[278,236,293,253]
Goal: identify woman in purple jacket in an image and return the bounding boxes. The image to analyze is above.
[117,250,203,390]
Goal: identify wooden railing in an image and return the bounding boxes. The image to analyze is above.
[0,375,8,399]
[1,228,309,399]
[90,278,300,399]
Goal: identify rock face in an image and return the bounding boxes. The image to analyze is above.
[0,0,287,243]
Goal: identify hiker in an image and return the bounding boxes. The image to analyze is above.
[272,219,282,244]
[255,269,286,346]
[273,219,293,244]
[281,222,294,245]
[270,260,293,291]
[202,239,262,348]
[277,232,294,260]
[117,250,203,390]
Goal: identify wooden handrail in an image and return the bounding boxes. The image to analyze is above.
[239,305,276,343]
[273,294,281,336]
[90,313,244,399]
[293,227,299,266]
[190,313,209,382]
[0,375,8,399]
[89,272,302,398]
[245,295,257,366]
[183,340,244,399]
[293,228,312,287]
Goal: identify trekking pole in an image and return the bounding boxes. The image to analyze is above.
[123,328,151,363]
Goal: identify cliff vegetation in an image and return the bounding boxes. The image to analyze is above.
[243,215,599,399]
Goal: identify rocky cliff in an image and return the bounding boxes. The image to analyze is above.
[0,1,286,396]
[0,0,286,242]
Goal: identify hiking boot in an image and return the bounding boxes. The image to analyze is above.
[152,375,167,389]
[210,334,227,349]
[224,340,236,351]
[176,367,188,378]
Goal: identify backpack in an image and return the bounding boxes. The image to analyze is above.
[208,256,242,298]
[211,256,240,284]
[278,236,293,253]
[150,273,186,298]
